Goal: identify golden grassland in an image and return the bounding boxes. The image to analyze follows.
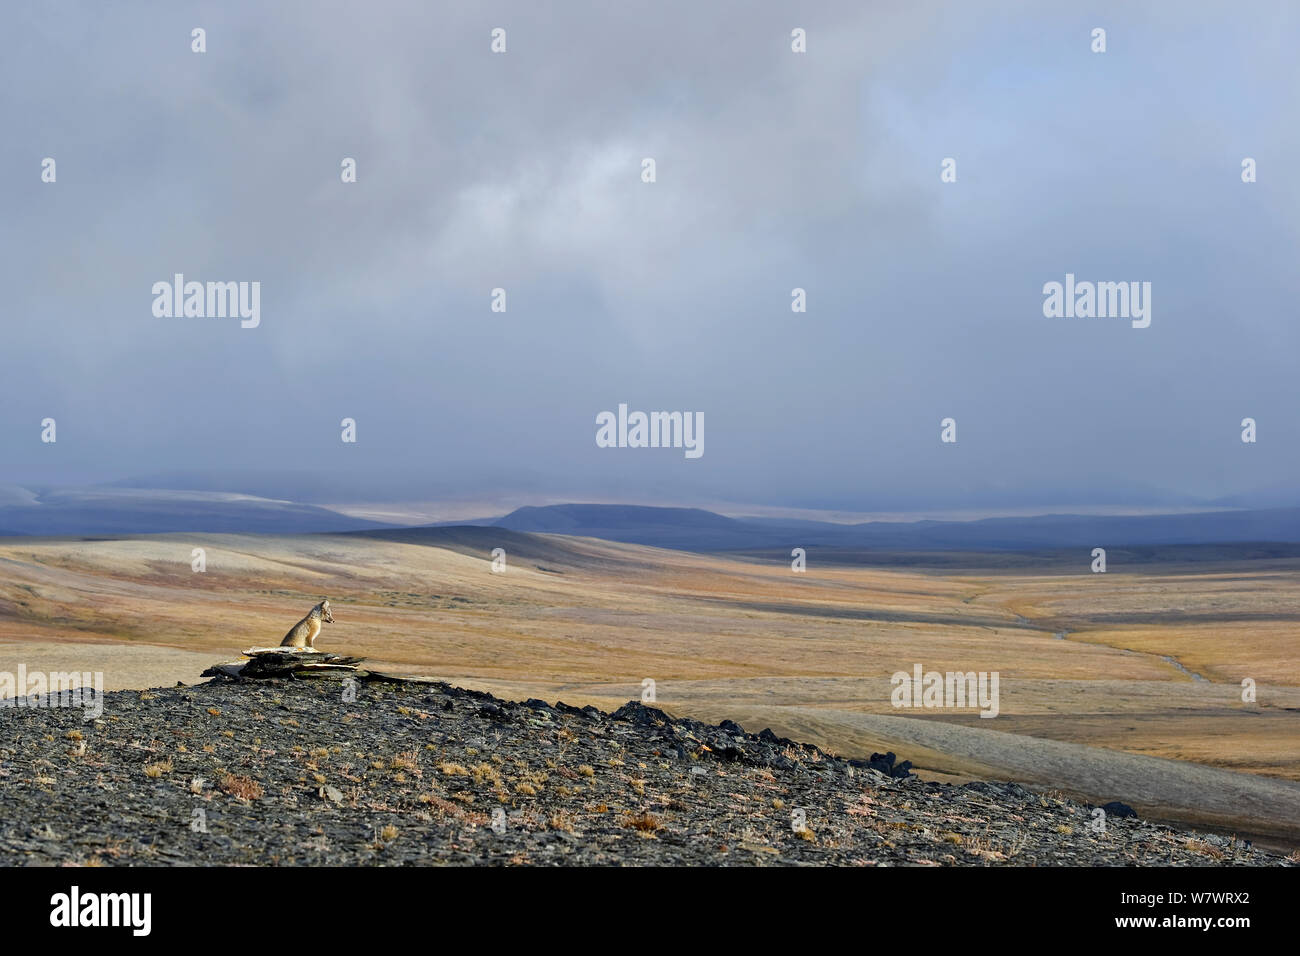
[1,529,1297,844]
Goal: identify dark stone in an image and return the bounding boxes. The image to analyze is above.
[610,702,672,727]
[1100,801,1138,819]
[702,740,744,762]
[847,751,913,779]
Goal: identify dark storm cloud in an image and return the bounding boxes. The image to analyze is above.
[1,0,1296,511]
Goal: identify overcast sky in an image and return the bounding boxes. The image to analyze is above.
[1,1,1297,513]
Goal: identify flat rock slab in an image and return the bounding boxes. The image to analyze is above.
[202,649,368,680]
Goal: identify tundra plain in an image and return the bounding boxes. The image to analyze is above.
[1,527,1297,848]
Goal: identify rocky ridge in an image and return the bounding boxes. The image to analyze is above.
[0,676,1288,866]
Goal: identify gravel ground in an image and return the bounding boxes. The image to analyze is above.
[0,677,1290,866]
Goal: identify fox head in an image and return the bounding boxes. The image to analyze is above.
[317,600,334,624]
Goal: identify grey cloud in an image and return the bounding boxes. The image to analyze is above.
[1,1,1297,512]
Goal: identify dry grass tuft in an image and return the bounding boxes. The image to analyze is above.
[623,811,662,833]
[218,772,263,800]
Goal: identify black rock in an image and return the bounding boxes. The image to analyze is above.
[847,751,913,779]
[1100,801,1138,818]
[610,702,672,727]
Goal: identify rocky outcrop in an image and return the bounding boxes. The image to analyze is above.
[0,677,1287,867]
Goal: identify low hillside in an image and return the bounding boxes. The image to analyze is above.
[0,678,1288,866]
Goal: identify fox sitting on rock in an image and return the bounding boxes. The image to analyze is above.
[279,600,334,649]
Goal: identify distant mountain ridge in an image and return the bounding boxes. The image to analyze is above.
[4,484,1300,550]
[0,486,389,536]
[481,502,1300,552]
